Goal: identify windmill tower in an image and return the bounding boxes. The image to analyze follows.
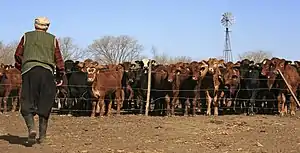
[221,12,235,62]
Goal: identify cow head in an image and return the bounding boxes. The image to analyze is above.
[64,60,75,73]
[294,61,300,68]
[261,58,278,89]
[0,67,4,78]
[82,61,98,82]
[120,62,136,84]
[273,58,292,75]
[167,63,191,82]
[190,60,208,80]
[223,64,240,88]
[237,59,253,79]
[135,59,157,71]
[247,63,261,83]
[207,58,225,74]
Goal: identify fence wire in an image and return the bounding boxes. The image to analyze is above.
[0,69,298,115]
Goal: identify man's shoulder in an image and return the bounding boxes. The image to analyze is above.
[24,30,56,38]
[45,32,56,38]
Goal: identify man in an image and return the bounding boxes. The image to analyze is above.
[14,17,65,144]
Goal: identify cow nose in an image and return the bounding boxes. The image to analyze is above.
[192,76,198,80]
[168,79,173,82]
[209,68,214,72]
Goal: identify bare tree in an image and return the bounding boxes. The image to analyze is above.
[58,37,86,61]
[151,46,192,64]
[0,41,18,64]
[87,35,143,64]
[238,50,272,63]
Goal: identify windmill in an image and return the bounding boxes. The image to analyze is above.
[221,12,235,62]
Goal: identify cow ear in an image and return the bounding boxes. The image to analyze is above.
[130,63,136,69]
[285,60,292,65]
[233,62,241,68]
[218,59,225,64]
[93,62,99,66]
[200,60,208,66]
[262,59,268,65]
[77,62,84,68]
[116,65,124,71]
[4,65,9,70]
[294,61,300,67]
[151,60,157,65]
[218,60,226,68]
[177,66,182,70]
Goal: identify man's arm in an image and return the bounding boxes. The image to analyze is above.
[14,36,25,71]
[54,38,65,74]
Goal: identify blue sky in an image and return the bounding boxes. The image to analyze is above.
[1,0,300,61]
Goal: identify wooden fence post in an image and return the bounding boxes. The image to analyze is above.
[145,59,152,116]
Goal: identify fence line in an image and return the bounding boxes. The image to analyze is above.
[1,66,298,115]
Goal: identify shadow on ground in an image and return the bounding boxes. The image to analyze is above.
[0,134,36,147]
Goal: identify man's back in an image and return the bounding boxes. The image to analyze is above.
[22,30,56,74]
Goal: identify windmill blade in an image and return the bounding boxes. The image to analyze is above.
[221,12,235,28]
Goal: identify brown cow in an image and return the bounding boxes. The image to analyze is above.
[150,64,172,116]
[167,63,193,116]
[200,58,225,116]
[261,58,278,90]
[273,59,300,116]
[82,61,99,83]
[0,67,22,112]
[91,64,124,117]
[222,62,241,108]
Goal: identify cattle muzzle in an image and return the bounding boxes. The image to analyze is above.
[65,69,72,74]
[232,75,239,80]
[192,76,198,80]
[87,67,96,74]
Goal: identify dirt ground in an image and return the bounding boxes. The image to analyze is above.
[0,112,300,153]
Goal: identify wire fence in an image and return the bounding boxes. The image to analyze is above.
[0,67,298,116]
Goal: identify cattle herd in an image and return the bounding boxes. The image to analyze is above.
[1,57,300,118]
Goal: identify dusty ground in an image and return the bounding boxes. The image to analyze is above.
[0,112,299,153]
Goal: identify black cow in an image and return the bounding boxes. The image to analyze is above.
[63,60,92,116]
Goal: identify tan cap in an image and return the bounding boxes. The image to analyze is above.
[34,17,50,30]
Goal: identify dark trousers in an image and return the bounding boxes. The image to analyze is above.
[21,66,56,119]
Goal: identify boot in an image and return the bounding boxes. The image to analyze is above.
[37,116,48,144]
[23,114,37,143]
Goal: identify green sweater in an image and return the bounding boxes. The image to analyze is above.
[22,30,56,75]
